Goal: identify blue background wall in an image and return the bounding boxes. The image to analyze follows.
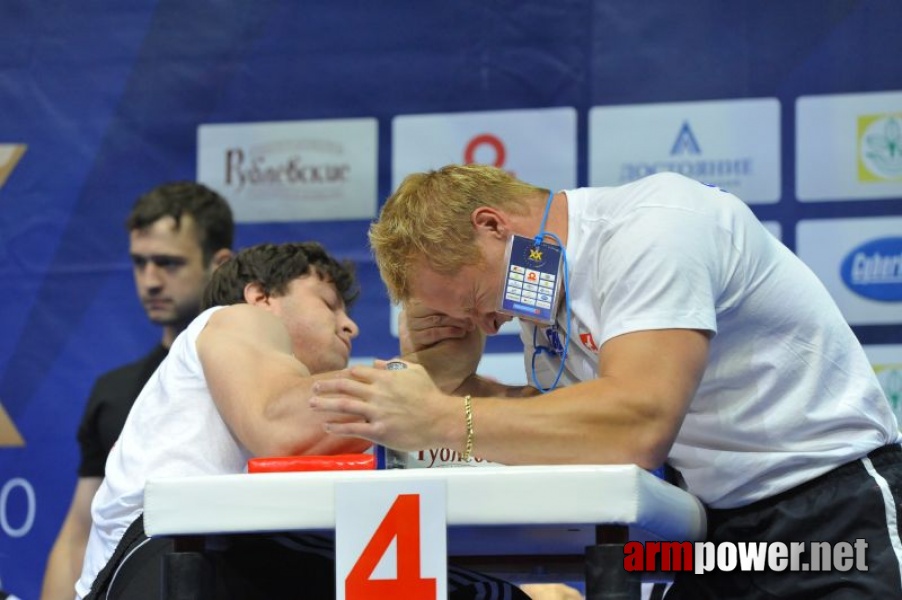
[1,1,900,596]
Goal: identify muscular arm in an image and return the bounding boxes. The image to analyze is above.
[314,328,708,469]
[453,371,540,398]
[457,328,709,468]
[40,477,101,600]
[197,304,370,457]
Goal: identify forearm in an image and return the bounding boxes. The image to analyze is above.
[208,360,367,458]
[453,372,540,398]
[312,329,705,469]
[454,330,705,466]
[404,332,487,394]
[41,526,87,600]
[397,300,489,393]
[41,478,100,600]
[256,371,372,457]
[440,381,676,469]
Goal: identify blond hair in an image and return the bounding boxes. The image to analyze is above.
[368,164,547,302]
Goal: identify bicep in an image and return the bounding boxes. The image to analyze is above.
[196,309,307,451]
[597,328,709,428]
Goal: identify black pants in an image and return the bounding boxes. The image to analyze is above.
[665,444,902,599]
[85,516,529,600]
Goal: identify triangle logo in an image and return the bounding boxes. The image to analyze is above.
[0,400,25,447]
[0,144,27,189]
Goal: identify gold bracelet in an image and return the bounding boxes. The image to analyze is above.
[462,395,474,461]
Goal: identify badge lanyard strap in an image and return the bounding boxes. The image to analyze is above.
[530,191,572,393]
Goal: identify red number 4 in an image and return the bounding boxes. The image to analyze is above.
[345,493,437,600]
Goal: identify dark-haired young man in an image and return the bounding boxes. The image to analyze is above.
[41,181,234,600]
[75,242,530,600]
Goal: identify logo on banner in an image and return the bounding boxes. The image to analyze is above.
[0,400,25,447]
[197,119,377,223]
[224,140,351,198]
[618,120,752,189]
[392,106,576,202]
[463,133,515,176]
[590,98,779,203]
[859,114,902,182]
[840,237,902,301]
[670,122,702,155]
[0,144,26,189]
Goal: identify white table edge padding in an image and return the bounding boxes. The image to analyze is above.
[144,464,707,542]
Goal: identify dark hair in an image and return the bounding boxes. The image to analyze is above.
[126,181,234,261]
[201,242,359,310]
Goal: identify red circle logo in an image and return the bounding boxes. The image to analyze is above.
[464,134,506,167]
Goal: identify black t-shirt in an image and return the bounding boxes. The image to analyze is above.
[76,345,168,477]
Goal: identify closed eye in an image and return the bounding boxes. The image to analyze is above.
[131,254,187,271]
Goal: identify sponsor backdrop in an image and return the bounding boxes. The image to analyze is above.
[0,1,900,595]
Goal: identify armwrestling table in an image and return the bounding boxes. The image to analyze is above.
[144,464,706,600]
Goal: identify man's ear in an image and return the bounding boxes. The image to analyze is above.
[243,282,271,307]
[471,206,509,239]
[210,248,232,270]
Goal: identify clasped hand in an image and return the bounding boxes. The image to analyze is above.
[400,299,475,354]
[310,360,457,452]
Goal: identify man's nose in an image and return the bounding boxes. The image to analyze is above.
[344,316,360,339]
[138,264,164,288]
[479,314,500,335]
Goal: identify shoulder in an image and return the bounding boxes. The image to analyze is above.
[199,304,292,352]
[607,173,734,221]
[639,171,700,188]
[205,303,282,333]
[613,172,708,202]
[574,173,705,218]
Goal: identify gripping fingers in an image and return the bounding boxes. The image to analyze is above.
[308,395,374,421]
[314,375,373,395]
[321,420,378,440]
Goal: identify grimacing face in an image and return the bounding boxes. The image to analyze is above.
[410,258,513,335]
[129,215,212,329]
[265,274,359,374]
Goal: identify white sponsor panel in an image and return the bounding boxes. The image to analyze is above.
[589,98,781,204]
[197,118,378,223]
[391,107,577,193]
[796,217,902,325]
[390,107,577,337]
[863,344,902,429]
[796,91,902,201]
[762,221,782,240]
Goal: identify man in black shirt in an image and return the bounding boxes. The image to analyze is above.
[40,182,234,600]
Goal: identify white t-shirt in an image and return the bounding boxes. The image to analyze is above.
[525,172,899,508]
[76,307,251,599]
